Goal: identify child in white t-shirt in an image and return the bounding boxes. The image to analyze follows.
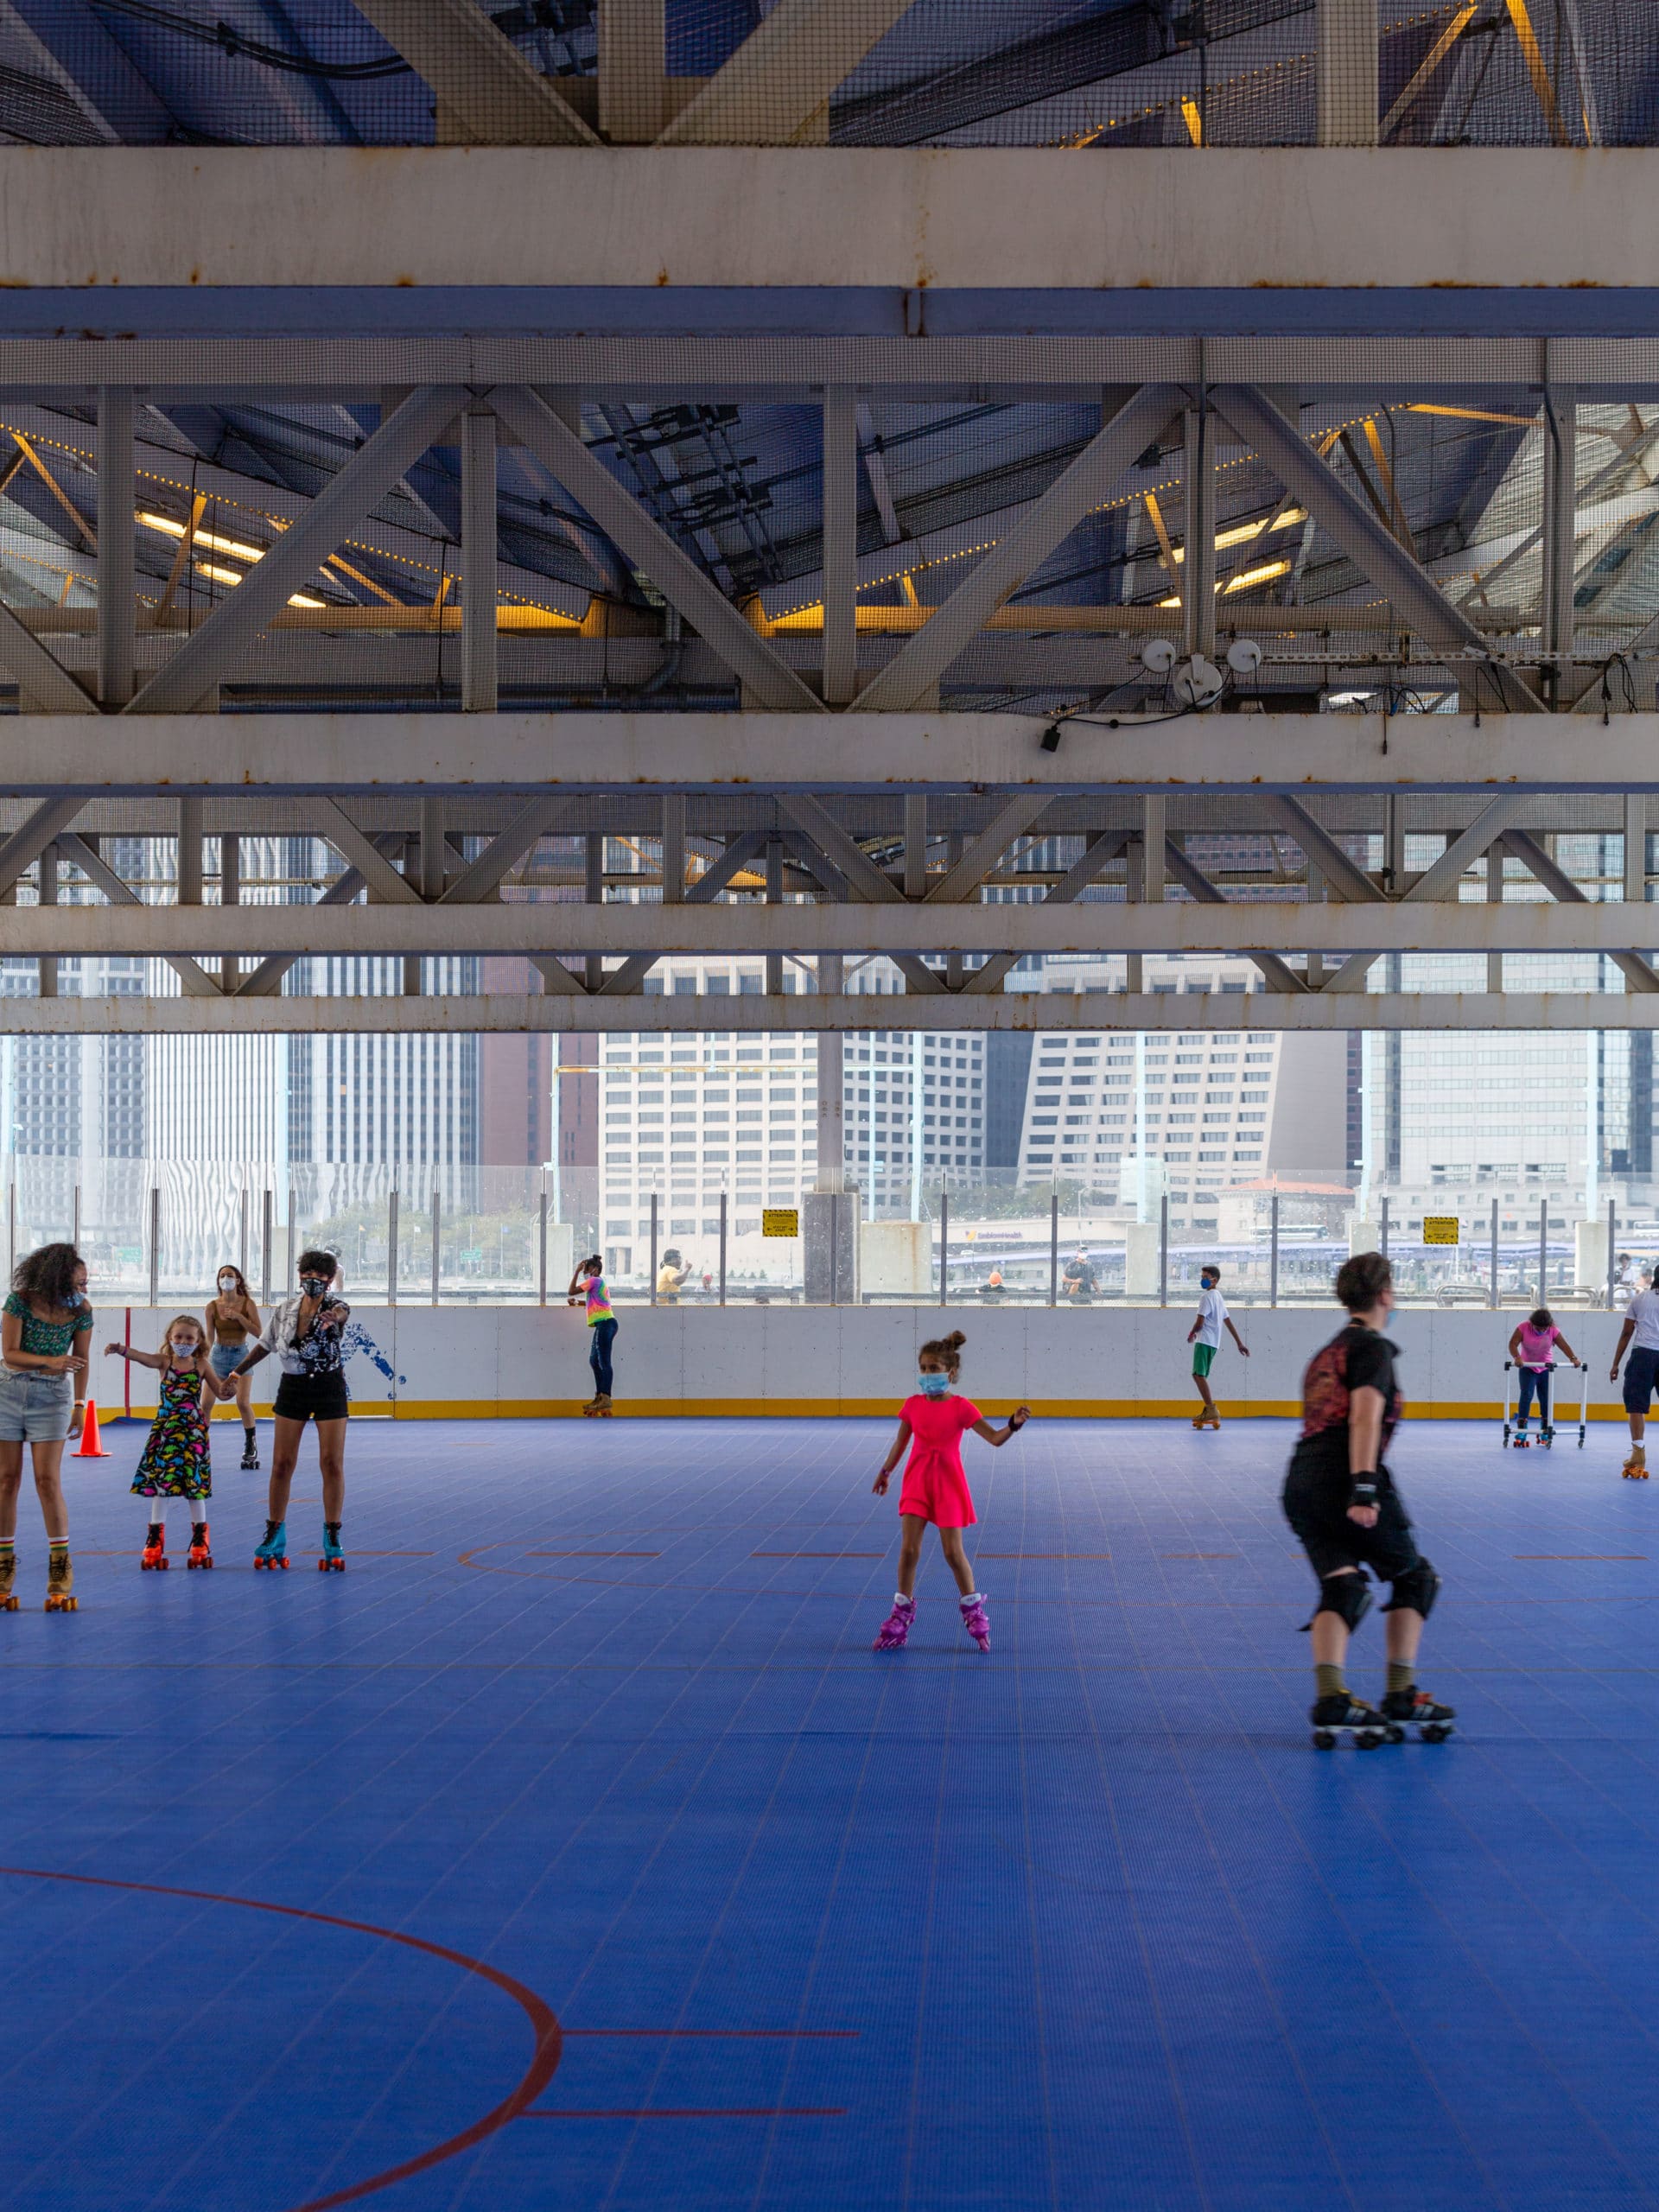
[1185,1264,1251,1431]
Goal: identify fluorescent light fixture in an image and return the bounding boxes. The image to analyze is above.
[287,593,327,609]
[194,562,243,586]
[1223,559,1292,594]
[138,511,264,563]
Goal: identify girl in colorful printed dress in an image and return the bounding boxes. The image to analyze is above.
[106,1313,217,1569]
[568,1255,618,1414]
[871,1330,1030,1653]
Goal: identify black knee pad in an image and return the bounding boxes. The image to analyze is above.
[1383,1558,1440,1619]
[1305,1570,1372,1632]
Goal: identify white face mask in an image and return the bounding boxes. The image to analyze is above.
[218,1276,237,1294]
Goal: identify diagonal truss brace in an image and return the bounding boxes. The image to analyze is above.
[963,830,1131,995]
[491,386,823,714]
[1320,795,1535,993]
[55,833,219,997]
[658,0,918,145]
[0,798,86,899]
[924,796,1053,904]
[1215,386,1546,716]
[855,385,1182,714]
[352,0,600,143]
[127,385,469,716]
[778,797,945,994]
[1263,797,1384,906]
[1161,841,1307,995]
[1503,828,1659,993]
[0,599,95,715]
[599,830,771,996]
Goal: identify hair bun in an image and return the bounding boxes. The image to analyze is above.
[945,1330,966,1350]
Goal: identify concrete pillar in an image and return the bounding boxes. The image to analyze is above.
[816,951,845,1192]
[1125,1220,1160,1298]
[1348,1215,1379,1255]
[1316,0,1377,146]
[1576,1217,1608,1294]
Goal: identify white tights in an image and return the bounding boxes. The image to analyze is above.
[141,1497,208,1529]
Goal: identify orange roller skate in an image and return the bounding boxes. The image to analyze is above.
[1623,1444,1649,1480]
[0,1546,16,1611]
[187,1520,213,1569]
[141,1522,168,1571]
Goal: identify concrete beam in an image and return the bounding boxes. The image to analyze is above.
[3,150,1659,293]
[6,900,1657,959]
[8,710,1659,798]
[6,990,1657,1035]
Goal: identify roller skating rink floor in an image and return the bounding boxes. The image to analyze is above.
[4,1411,1659,2211]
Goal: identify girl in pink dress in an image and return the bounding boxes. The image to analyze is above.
[871,1329,1030,1652]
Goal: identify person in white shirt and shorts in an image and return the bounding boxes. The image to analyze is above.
[1185,1264,1250,1431]
[1609,1280,1659,1478]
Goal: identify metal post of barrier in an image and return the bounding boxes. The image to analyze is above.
[387,1189,398,1307]
[262,1189,272,1303]
[829,1189,839,1308]
[7,1181,14,1283]
[238,1186,249,1282]
[1490,1197,1499,1309]
[430,1187,441,1307]
[938,1191,949,1306]
[72,1181,79,1251]
[649,1193,658,1305]
[537,1180,548,1307]
[1538,1194,1548,1305]
[1048,1192,1058,1308]
[1269,1192,1280,1308]
[1159,1192,1169,1309]
[1379,1196,1389,1260]
[1608,1195,1618,1308]
[718,1191,728,1307]
[148,1185,159,1308]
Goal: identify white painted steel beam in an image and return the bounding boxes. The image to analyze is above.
[9,991,1659,1036]
[10,901,1659,958]
[11,710,1659,796]
[6,150,1659,292]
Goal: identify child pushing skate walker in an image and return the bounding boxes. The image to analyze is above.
[106,1315,219,1568]
[1503,1307,1587,1450]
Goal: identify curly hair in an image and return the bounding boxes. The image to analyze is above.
[14,1242,85,1313]
[918,1329,967,1374]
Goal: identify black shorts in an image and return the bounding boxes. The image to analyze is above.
[272,1372,350,1426]
[1624,1345,1659,1415]
[1281,1450,1420,1583]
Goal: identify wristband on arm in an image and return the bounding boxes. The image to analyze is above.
[1350,1472,1379,1507]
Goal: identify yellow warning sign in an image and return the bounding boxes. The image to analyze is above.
[1421,1216,1459,1246]
[762,1208,800,1238]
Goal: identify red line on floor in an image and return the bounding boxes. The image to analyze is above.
[976,1553,1111,1560]
[527,1551,662,1559]
[750,1552,885,1560]
[1515,1554,1646,1560]
[524,2107,844,2119]
[0,1864,562,2212]
[563,2028,857,2039]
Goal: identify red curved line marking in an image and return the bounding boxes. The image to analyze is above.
[0,1864,562,2212]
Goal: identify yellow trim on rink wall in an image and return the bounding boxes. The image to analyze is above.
[370,1397,1627,1422]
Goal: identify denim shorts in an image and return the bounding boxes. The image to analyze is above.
[0,1366,75,1443]
[209,1343,248,1382]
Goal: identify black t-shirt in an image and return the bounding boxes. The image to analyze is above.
[1293,1323,1402,1490]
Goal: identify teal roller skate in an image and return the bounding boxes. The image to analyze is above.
[253,1519,289,1572]
[319,1522,345,1573]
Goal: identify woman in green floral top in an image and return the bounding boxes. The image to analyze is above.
[0,1243,92,1612]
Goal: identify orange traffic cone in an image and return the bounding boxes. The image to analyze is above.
[74,1400,109,1459]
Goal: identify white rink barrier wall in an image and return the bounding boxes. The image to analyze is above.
[88,1304,1634,1424]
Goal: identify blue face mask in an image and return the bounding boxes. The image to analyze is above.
[918,1371,950,1399]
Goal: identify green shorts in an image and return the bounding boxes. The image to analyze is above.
[1192,1343,1216,1379]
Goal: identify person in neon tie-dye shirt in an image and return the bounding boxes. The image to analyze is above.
[567,1255,618,1413]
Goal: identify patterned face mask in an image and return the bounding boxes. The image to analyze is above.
[170,1338,199,1357]
[918,1372,950,1399]
[300,1275,332,1298]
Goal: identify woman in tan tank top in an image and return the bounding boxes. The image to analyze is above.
[204,1264,262,1471]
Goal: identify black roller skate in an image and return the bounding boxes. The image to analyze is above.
[1310,1694,1391,1751]
[240,1435,260,1471]
[1381,1688,1457,1744]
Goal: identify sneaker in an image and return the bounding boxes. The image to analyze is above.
[872,1597,914,1651]
[960,1596,990,1652]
